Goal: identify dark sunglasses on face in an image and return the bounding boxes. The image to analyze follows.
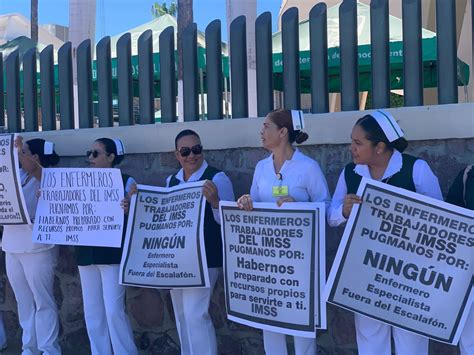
[86,150,108,158]
[178,144,203,157]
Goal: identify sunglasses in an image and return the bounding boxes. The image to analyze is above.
[178,144,203,157]
[86,150,108,158]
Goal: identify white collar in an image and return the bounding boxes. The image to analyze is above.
[265,148,303,164]
[175,160,209,182]
[353,150,403,180]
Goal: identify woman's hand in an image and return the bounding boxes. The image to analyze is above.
[121,197,130,215]
[237,194,253,211]
[276,195,295,207]
[127,183,138,199]
[342,194,362,218]
[203,180,219,209]
[14,135,24,153]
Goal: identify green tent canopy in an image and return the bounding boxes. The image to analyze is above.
[270,1,470,92]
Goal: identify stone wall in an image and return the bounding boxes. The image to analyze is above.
[1,138,471,354]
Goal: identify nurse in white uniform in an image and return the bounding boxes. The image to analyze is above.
[75,138,138,355]
[166,129,235,355]
[328,110,442,355]
[3,136,61,355]
[238,109,331,355]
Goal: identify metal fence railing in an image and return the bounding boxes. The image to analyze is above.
[0,0,467,133]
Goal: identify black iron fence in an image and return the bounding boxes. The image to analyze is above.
[0,0,469,132]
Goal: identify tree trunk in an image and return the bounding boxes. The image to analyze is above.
[31,0,38,43]
[177,0,193,81]
[177,0,193,121]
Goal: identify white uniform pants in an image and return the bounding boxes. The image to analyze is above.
[78,264,137,355]
[5,248,60,355]
[170,268,220,355]
[460,305,474,355]
[355,314,428,355]
[263,331,316,355]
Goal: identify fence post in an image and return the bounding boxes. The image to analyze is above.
[5,51,21,133]
[97,36,113,127]
[339,0,359,111]
[159,27,176,123]
[58,42,75,129]
[117,33,134,126]
[23,48,39,131]
[370,0,390,109]
[77,39,94,128]
[282,7,301,110]
[230,16,249,118]
[310,3,329,113]
[40,45,56,131]
[402,0,423,106]
[182,23,199,121]
[436,0,458,104]
[256,12,273,117]
[206,20,223,120]
[138,30,155,124]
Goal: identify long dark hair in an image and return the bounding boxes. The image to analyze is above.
[355,114,408,152]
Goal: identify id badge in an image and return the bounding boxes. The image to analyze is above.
[272,185,289,197]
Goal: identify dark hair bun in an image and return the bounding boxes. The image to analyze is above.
[44,152,60,167]
[392,137,408,153]
[295,131,309,144]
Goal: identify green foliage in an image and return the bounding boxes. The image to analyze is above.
[365,91,404,109]
[151,1,177,17]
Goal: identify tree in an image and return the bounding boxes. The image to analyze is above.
[176,0,193,120]
[31,0,38,43]
[151,1,177,17]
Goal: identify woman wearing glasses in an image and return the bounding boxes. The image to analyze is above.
[237,109,331,355]
[3,136,61,354]
[75,138,138,355]
[167,129,234,355]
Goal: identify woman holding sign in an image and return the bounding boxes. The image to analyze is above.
[237,109,331,355]
[75,138,138,355]
[3,136,61,354]
[328,110,442,355]
[166,129,235,355]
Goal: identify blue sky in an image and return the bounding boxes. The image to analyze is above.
[0,0,282,41]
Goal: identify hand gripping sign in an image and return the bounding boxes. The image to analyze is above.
[33,168,125,247]
[220,201,326,338]
[120,181,209,288]
[325,178,473,345]
[0,134,31,225]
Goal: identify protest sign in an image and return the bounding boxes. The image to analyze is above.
[120,181,209,288]
[0,134,31,225]
[220,201,326,338]
[325,178,473,344]
[32,168,125,246]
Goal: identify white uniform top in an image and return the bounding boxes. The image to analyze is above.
[250,149,331,209]
[3,169,54,253]
[166,160,235,223]
[328,150,443,227]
